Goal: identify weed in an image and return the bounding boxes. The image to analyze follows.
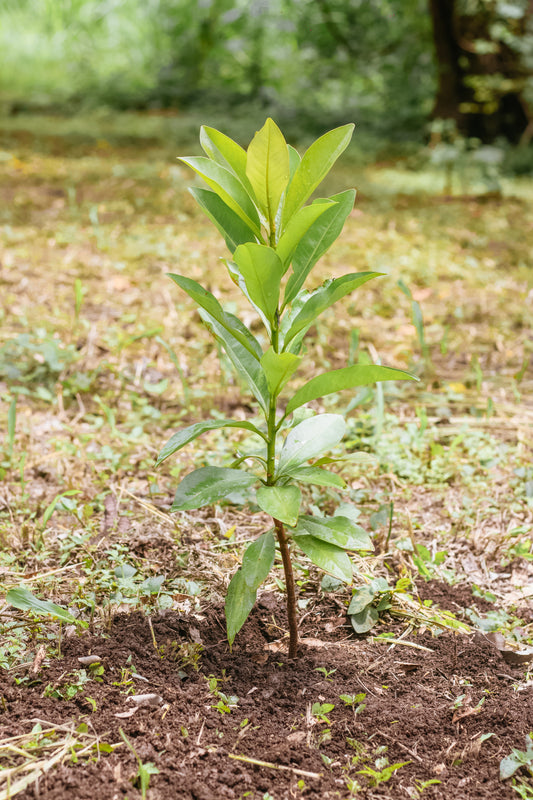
[120,728,160,800]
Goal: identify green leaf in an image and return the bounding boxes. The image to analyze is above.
[277,414,345,474]
[168,274,260,360]
[189,188,257,252]
[281,466,346,488]
[276,201,335,269]
[282,124,354,226]
[241,530,276,589]
[256,485,301,526]
[179,156,261,235]
[284,190,356,306]
[260,347,301,396]
[171,467,256,511]
[294,515,373,551]
[288,144,301,179]
[285,365,417,415]
[233,243,284,323]
[349,606,379,634]
[199,309,269,411]
[199,126,251,191]
[6,587,78,624]
[292,535,352,583]
[156,419,265,467]
[246,118,290,229]
[225,568,257,646]
[283,272,381,348]
[347,586,376,615]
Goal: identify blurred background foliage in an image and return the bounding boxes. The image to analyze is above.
[0,0,532,150]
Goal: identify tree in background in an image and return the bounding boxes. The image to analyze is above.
[429,0,533,142]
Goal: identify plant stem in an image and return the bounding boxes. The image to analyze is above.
[274,517,298,658]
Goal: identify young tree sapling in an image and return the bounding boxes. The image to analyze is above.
[156,119,416,657]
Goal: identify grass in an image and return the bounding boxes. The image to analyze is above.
[0,111,532,672]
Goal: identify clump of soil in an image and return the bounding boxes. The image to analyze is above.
[1,588,532,800]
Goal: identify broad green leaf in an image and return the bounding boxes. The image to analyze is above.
[241,530,276,589]
[189,188,257,252]
[285,365,417,415]
[171,467,256,511]
[260,347,301,396]
[288,144,301,179]
[179,156,261,235]
[225,568,257,646]
[7,587,78,624]
[246,118,289,229]
[282,124,354,226]
[168,274,260,360]
[276,201,335,269]
[233,243,284,323]
[283,272,381,347]
[347,586,376,615]
[294,515,373,551]
[349,605,379,634]
[256,485,301,526]
[199,309,269,411]
[278,414,345,474]
[292,535,352,583]
[199,126,252,192]
[282,466,346,488]
[284,190,356,306]
[156,419,265,467]
[225,258,272,332]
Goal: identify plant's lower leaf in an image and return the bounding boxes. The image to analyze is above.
[285,365,417,415]
[242,530,276,589]
[282,466,346,488]
[347,586,375,615]
[256,484,301,526]
[294,515,373,551]
[171,467,256,511]
[292,534,352,583]
[225,568,257,647]
[349,605,379,634]
[277,414,345,474]
[6,587,78,624]
[156,419,265,467]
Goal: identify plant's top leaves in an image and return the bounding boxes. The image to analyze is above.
[282,124,354,225]
[246,118,289,230]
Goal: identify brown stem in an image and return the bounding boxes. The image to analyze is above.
[273,517,298,658]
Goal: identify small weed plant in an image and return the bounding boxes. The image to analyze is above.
[157,119,415,656]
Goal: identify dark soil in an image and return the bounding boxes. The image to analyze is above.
[1,586,532,800]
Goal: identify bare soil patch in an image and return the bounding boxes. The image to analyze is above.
[2,586,531,800]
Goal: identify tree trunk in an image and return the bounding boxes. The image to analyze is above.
[429,0,532,142]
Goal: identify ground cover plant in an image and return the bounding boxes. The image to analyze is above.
[157,119,414,657]
[0,111,532,800]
